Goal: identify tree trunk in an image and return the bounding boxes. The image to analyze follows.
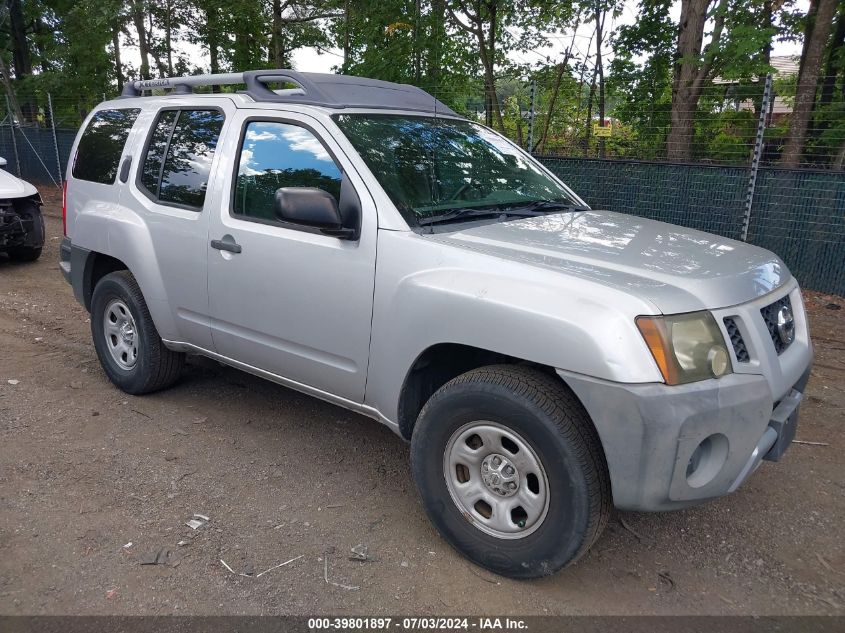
[270,0,286,68]
[780,0,837,168]
[9,0,35,121]
[204,4,220,89]
[112,27,124,91]
[476,2,504,131]
[584,67,597,157]
[666,0,708,160]
[833,138,845,170]
[165,0,173,75]
[537,22,581,154]
[132,1,151,80]
[595,2,606,158]
[819,3,845,108]
[8,0,31,79]
[413,0,422,83]
[342,0,351,72]
[426,0,445,91]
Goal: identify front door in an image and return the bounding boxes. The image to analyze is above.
[205,110,377,402]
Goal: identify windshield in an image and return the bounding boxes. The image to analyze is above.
[332,114,586,227]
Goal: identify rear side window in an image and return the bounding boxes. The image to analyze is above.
[233,121,342,222]
[72,109,140,184]
[139,109,225,209]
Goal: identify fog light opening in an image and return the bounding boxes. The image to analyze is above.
[686,433,729,488]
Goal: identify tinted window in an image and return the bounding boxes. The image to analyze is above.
[334,114,582,226]
[72,109,140,184]
[140,110,177,197]
[233,121,342,222]
[139,109,225,209]
[158,110,225,208]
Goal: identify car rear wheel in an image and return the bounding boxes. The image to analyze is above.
[90,271,184,395]
[410,364,610,579]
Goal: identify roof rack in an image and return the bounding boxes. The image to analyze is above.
[120,69,457,116]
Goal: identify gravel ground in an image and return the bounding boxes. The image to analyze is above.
[0,196,843,615]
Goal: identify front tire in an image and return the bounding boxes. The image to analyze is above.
[410,365,610,579]
[90,271,184,395]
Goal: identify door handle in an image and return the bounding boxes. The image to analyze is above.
[210,236,242,254]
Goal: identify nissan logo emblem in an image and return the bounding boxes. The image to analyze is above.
[776,304,795,345]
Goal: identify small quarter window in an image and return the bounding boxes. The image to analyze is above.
[140,109,225,209]
[233,121,342,222]
[72,108,140,184]
[140,110,177,197]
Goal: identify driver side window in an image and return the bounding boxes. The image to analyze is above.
[233,121,342,222]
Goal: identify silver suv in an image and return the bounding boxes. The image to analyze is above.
[60,70,813,579]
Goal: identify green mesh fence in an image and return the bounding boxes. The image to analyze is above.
[540,156,845,297]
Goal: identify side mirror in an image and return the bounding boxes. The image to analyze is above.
[0,157,7,168]
[273,187,356,239]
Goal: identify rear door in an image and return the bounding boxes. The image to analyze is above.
[125,99,235,349]
[205,109,378,402]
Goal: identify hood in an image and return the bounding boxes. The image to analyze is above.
[0,168,37,199]
[426,210,789,314]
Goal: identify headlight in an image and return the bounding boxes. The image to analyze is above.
[636,312,732,385]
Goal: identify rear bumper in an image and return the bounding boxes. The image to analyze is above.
[558,362,812,512]
[59,236,89,307]
[59,236,72,284]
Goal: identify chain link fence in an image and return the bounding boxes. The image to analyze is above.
[1,84,843,296]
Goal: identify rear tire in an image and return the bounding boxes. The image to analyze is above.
[410,365,610,579]
[90,270,184,395]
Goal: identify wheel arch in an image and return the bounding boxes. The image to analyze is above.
[397,342,572,441]
[81,251,131,312]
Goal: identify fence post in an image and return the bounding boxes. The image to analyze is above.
[527,80,536,153]
[5,94,21,178]
[741,73,772,242]
[47,93,63,185]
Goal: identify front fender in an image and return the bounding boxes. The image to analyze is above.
[365,230,664,424]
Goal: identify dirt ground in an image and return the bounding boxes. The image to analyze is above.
[1,196,843,616]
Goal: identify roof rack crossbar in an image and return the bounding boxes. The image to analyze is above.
[118,68,458,116]
[122,72,246,96]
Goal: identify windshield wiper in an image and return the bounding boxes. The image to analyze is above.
[501,199,591,214]
[417,206,505,226]
[417,200,590,227]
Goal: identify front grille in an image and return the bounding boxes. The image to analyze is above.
[761,295,794,355]
[723,317,750,362]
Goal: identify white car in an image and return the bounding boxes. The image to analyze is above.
[0,157,44,262]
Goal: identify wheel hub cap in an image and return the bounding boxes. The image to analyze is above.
[119,322,135,344]
[481,453,520,497]
[443,421,550,540]
[103,299,139,371]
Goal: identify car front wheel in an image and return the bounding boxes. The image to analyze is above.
[410,365,610,579]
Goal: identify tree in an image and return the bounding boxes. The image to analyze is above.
[666,0,727,160]
[445,1,505,129]
[780,0,838,167]
[666,0,776,161]
[609,0,675,159]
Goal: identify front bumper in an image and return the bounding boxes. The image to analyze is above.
[558,363,812,511]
